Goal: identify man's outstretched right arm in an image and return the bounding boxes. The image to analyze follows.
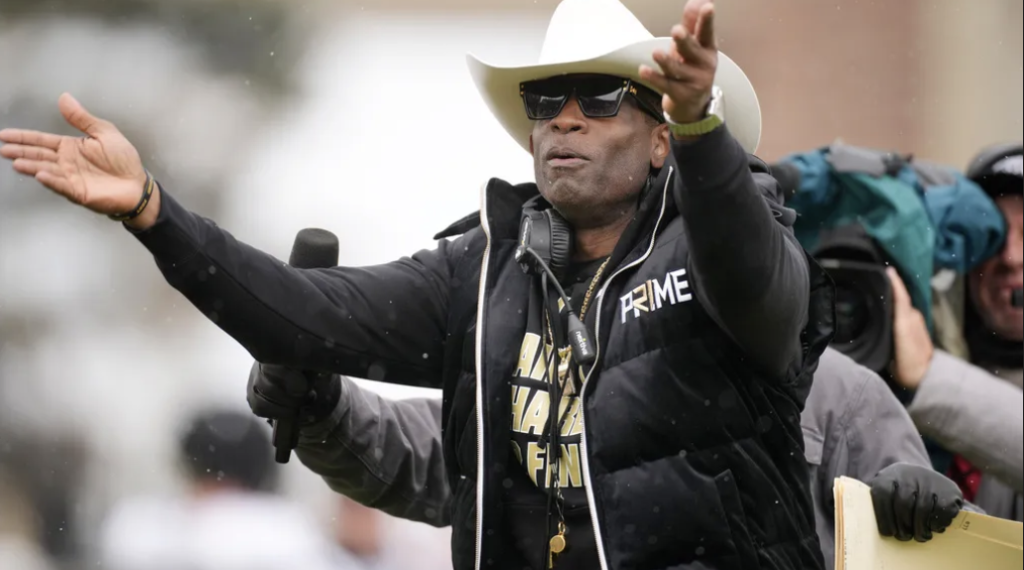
[131,188,466,387]
[2,95,464,387]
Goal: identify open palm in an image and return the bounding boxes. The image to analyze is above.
[0,93,147,216]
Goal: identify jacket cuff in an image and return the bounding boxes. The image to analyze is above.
[124,185,201,265]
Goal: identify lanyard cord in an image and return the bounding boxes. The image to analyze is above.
[537,257,611,561]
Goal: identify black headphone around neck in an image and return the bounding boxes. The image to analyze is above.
[514,196,595,365]
[515,172,657,277]
[516,195,574,277]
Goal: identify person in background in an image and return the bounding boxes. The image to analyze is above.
[251,345,965,570]
[803,349,962,567]
[330,496,447,570]
[888,142,1023,521]
[97,408,338,570]
[332,498,388,569]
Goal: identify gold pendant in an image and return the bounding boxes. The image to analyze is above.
[549,533,566,553]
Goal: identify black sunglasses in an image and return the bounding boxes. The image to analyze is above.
[519,75,665,123]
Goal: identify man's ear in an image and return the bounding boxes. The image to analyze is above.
[650,124,670,169]
[529,134,535,156]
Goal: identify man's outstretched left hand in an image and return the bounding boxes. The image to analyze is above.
[869,463,964,543]
[639,0,717,125]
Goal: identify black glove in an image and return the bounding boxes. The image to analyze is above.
[869,463,964,543]
[246,362,341,425]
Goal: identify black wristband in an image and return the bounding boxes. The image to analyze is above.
[108,172,155,222]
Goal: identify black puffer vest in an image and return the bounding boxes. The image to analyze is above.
[436,163,835,570]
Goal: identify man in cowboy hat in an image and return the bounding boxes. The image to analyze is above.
[1,0,834,569]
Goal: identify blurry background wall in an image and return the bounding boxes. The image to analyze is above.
[0,1,1021,569]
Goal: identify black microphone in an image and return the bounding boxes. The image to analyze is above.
[1013,288,1023,309]
[289,228,339,270]
[272,228,340,464]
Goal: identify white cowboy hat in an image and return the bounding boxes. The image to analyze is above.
[467,0,762,155]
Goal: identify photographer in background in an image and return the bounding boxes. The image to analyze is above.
[889,143,1023,522]
[772,143,1008,380]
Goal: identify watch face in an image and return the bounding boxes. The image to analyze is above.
[708,85,724,122]
[665,86,725,131]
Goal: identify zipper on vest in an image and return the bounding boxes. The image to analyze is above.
[473,181,492,570]
[579,167,674,570]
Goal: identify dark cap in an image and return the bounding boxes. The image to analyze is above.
[966,142,1023,199]
[179,408,276,492]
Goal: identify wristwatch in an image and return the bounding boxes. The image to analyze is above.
[665,86,724,138]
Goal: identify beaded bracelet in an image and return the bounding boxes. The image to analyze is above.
[108,172,155,222]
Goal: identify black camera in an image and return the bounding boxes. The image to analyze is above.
[810,224,894,374]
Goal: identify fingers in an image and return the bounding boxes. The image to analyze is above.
[247,361,264,394]
[35,170,73,196]
[925,493,954,536]
[653,46,705,83]
[13,159,73,197]
[920,494,959,541]
[887,267,913,312]
[2,141,64,196]
[0,128,64,151]
[669,26,713,71]
[695,3,716,49]
[248,385,301,420]
[638,64,673,94]
[258,364,312,399]
[870,479,898,538]
[892,480,918,541]
[248,364,306,420]
[11,158,59,178]
[929,494,962,534]
[682,0,713,36]
[58,92,114,138]
[914,493,933,542]
[0,143,59,163]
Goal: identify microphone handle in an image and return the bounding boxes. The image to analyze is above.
[273,229,339,464]
[273,415,300,464]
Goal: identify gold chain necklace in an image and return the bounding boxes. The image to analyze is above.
[579,257,612,321]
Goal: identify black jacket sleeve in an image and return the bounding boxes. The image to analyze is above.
[129,188,464,388]
[671,126,809,378]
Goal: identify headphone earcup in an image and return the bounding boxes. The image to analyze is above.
[546,209,573,273]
